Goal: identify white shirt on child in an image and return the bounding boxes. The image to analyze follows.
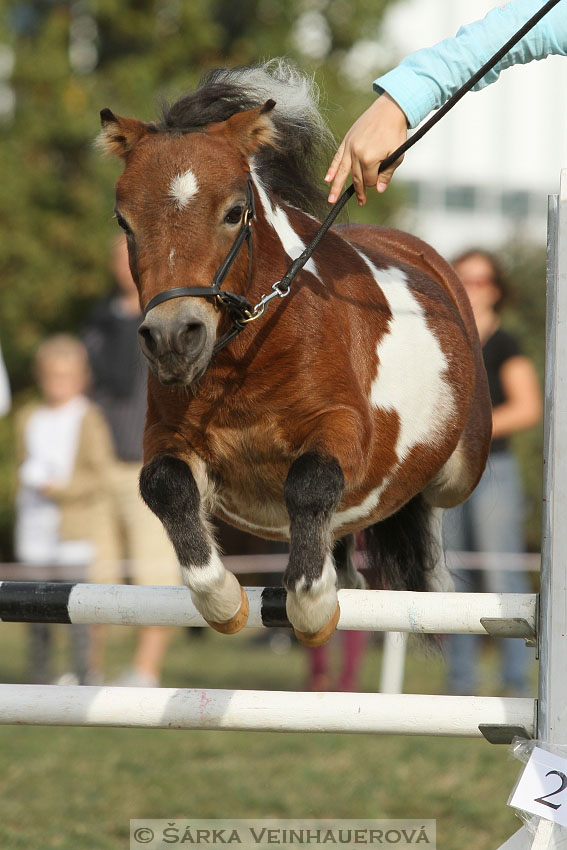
[15,396,95,566]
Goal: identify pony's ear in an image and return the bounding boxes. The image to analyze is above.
[97,109,155,158]
[210,100,278,155]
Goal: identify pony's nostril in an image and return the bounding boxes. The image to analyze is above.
[138,325,158,356]
[180,322,206,354]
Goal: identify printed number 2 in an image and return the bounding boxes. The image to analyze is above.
[534,770,567,811]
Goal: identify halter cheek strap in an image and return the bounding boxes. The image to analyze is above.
[142,176,257,354]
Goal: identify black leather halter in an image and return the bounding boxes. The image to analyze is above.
[142,176,257,355]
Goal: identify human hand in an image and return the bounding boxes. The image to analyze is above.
[325,93,408,205]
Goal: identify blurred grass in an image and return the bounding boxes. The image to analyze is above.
[0,621,535,850]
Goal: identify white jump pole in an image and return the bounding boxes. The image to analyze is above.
[379,632,409,694]
[0,582,537,636]
[0,684,535,737]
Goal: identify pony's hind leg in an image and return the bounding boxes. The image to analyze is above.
[139,454,248,634]
[334,534,366,589]
[283,452,344,647]
[425,506,454,593]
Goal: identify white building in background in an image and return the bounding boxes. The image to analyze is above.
[377,0,567,256]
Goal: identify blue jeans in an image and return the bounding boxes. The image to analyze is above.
[443,451,534,694]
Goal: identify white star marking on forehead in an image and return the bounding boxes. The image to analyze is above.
[169,169,199,209]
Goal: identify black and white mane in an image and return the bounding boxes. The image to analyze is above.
[159,60,334,217]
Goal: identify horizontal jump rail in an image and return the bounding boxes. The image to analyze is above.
[0,685,535,737]
[0,582,536,636]
[0,551,541,582]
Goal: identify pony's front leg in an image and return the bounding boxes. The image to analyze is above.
[283,452,344,647]
[139,454,248,634]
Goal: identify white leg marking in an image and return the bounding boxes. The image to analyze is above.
[179,458,243,623]
[183,552,243,623]
[180,549,225,594]
[286,553,338,633]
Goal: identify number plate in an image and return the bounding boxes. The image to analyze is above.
[509,746,567,826]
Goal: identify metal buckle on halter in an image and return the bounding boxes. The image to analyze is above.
[236,303,265,324]
[214,289,255,325]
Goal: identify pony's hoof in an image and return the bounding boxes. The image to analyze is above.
[293,603,340,647]
[205,585,249,635]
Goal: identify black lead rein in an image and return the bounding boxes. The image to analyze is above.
[144,0,561,355]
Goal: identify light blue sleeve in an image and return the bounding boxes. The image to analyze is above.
[373,0,567,128]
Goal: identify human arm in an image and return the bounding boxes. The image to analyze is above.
[326,93,408,206]
[491,355,542,439]
[374,0,567,129]
[327,0,567,204]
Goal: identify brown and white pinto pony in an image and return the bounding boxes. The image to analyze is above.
[98,62,492,647]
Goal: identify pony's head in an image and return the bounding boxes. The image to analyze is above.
[98,61,332,386]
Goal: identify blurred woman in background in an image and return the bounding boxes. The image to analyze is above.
[443,249,542,696]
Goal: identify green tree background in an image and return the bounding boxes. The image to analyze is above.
[0,0,547,556]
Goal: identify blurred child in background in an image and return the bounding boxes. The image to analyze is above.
[14,334,116,684]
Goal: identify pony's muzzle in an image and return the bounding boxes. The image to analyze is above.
[137,296,218,384]
[138,317,206,359]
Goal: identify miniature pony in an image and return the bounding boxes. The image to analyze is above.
[98,61,491,646]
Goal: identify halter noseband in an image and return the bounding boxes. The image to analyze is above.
[142,176,257,355]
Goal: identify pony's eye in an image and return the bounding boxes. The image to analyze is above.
[114,212,132,235]
[224,205,244,225]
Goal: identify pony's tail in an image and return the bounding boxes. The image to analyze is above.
[362,494,439,592]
